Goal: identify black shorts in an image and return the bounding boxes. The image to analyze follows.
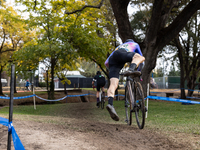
[96,82,106,91]
[109,49,135,79]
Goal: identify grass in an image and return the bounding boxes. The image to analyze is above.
[82,88,125,94]
[0,99,200,135]
[145,100,200,134]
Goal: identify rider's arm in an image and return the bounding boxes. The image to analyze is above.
[92,75,97,86]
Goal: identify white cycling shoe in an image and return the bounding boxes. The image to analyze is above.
[106,104,119,121]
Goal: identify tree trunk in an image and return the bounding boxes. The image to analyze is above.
[64,83,67,95]
[49,57,55,100]
[186,76,197,97]
[0,71,3,96]
[174,36,186,99]
[46,70,49,91]
[109,0,135,42]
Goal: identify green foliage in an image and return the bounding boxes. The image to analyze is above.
[79,60,97,77]
[168,65,180,76]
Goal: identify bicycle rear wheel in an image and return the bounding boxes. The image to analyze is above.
[134,82,145,129]
[100,93,105,109]
[125,84,133,125]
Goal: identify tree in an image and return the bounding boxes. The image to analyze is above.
[0,3,28,95]
[109,0,200,96]
[15,0,112,99]
[173,12,200,98]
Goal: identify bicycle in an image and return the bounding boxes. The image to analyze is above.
[121,71,146,129]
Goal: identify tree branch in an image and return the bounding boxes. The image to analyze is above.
[1,49,15,53]
[34,0,37,10]
[91,58,108,78]
[0,29,6,51]
[158,0,200,49]
[65,0,104,15]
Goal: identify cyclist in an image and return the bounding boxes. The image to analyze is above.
[92,71,106,107]
[105,39,145,121]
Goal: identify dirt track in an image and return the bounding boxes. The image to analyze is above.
[0,101,198,150]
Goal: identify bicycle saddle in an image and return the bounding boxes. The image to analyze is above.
[123,71,141,77]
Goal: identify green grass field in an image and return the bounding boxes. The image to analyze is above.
[0,99,200,135]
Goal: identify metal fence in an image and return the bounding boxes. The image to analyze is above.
[58,77,108,89]
[154,76,199,89]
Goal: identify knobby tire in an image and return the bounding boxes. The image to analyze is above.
[134,82,145,129]
[101,94,104,109]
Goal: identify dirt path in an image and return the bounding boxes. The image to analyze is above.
[0,102,197,150]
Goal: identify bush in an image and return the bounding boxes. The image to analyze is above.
[39,82,47,87]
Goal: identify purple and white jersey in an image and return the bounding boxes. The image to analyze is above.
[105,41,143,69]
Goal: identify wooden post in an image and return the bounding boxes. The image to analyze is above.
[33,87,36,110]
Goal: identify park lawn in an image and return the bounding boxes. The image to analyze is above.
[0,99,200,135]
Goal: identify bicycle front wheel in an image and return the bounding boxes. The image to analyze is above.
[125,84,133,125]
[134,82,145,129]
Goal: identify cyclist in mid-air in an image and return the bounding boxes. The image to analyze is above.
[92,71,106,107]
[105,39,145,121]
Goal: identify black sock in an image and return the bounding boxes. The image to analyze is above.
[129,63,137,71]
[108,97,114,105]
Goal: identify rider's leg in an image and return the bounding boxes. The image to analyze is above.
[107,78,119,105]
[96,91,99,98]
[96,91,100,103]
[129,53,145,71]
[106,78,119,121]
